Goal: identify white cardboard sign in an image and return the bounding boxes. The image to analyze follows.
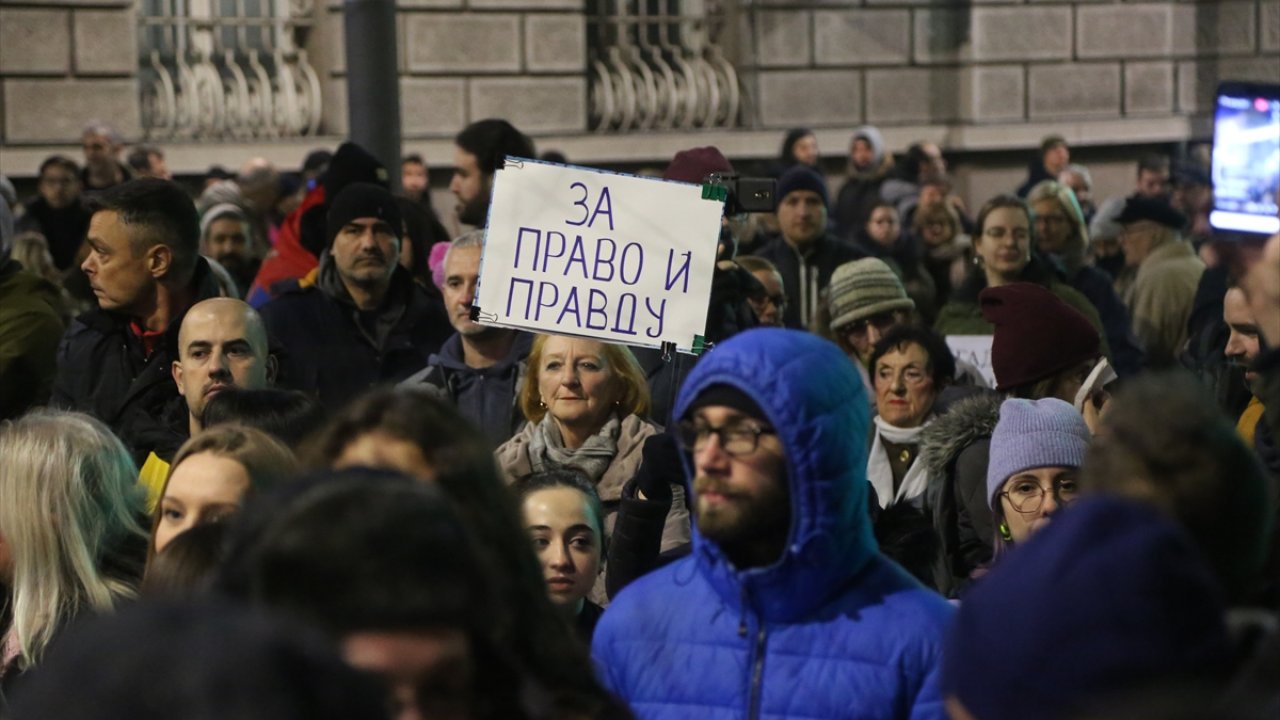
[475,158,724,354]
[945,334,997,388]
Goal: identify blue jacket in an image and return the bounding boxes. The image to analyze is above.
[592,328,953,720]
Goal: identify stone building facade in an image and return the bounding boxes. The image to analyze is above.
[1,0,1277,202]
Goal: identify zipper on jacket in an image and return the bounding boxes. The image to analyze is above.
[746,626,767,720]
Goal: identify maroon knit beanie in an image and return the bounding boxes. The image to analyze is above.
[980,282,1100,391]
[663,147,735,184]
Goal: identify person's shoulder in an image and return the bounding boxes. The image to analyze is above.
[599,556,701,630]
[838,557,955,631]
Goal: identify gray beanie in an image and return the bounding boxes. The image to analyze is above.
[828,257,915,331]
[986,398,1090,509]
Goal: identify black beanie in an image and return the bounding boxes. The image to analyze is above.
[326,183,402,247]
[321,142,388,199]
[684,384,769,424]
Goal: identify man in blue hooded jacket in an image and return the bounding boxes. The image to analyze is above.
[592,327,953,719]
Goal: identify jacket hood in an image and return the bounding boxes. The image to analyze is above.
[920,392,1003,489]
[673,328,877,622]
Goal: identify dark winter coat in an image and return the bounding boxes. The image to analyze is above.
[0,259,66,421]
[919,391,1003,598]
[50,259,222,465]
[259,254,451,410]
[755,233,865,329]
[15,196,92,270]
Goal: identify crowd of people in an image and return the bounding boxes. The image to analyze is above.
[0,116,1277,720]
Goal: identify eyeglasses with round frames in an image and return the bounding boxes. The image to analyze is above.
[1000,477,1079,514]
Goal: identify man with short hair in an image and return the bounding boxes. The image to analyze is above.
[260,183,450,408]
[200,203,258,296]
[135,297,278,508]
[1116,197,1205,367]
[80,122,131,193]
[592,328,953,717]
[1089,153,1174,244]
[1222,286,1279,480]
[52,178,223,463]
[16,155,93,271]
[400,229,531,445]
[127,145,171,180]
[449,119,534,228]
[755,165,864,328]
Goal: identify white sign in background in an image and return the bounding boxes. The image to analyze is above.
[475,158,724,354]
[945,335,997,389]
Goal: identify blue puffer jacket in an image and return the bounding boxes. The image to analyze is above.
[592,328,954,720]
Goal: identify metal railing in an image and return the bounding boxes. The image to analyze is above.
[138,0,322,140]
[588,0,742,132]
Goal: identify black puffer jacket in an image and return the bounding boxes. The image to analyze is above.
[50,259,222,465]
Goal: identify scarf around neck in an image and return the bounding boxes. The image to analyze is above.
[528,413,621,483]
[868,414,930,509]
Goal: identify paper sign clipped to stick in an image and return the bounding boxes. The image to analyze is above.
[474,157,724,354]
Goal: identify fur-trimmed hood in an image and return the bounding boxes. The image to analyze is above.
[921,392,1003,482]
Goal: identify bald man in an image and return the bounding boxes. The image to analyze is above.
[172,297,276,436]
[137,298,276,511]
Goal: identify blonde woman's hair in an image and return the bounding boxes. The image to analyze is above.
[148,424,298,562]
[0,410,147,669]
[518,334,650,424]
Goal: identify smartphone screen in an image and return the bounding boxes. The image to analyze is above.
[1209,82,1280,236]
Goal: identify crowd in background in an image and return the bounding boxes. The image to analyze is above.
[0,115,1277,720]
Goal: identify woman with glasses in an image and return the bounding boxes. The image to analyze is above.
[1027,180,1144,377]
[921,282,1105,597]
[934,194,1109,360]
[817,257,917,400]
[985,398,1090,561]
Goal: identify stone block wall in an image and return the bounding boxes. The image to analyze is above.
[324,0,588,139]
[0,0,141,145]
[746,0,1280,131]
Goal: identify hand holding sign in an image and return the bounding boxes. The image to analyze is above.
[475,158,724,354]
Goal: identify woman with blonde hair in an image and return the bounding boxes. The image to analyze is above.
[0,409,148,678]
[149,424,297,562]
[496,333,690,596]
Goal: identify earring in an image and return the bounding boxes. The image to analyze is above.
[538,399,546,408]
[998,522,1012,541]
[972,254,983,266]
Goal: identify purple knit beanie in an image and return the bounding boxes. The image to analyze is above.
[986,398,1090,508]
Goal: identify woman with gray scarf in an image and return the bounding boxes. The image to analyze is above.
[496,334,690,601]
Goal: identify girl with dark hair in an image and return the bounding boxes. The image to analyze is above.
[512,470,607,643]
[778,127,820,171]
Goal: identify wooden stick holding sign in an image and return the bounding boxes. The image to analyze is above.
[473,157,725,354]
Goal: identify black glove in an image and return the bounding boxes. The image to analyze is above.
[631,432,681,505]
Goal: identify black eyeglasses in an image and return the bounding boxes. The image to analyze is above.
[675,419,776,458]
[840,311,899,338]
[1000,478,1079,514]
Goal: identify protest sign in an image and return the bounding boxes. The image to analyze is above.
[474,158,724,354]
[945,335,996,388]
